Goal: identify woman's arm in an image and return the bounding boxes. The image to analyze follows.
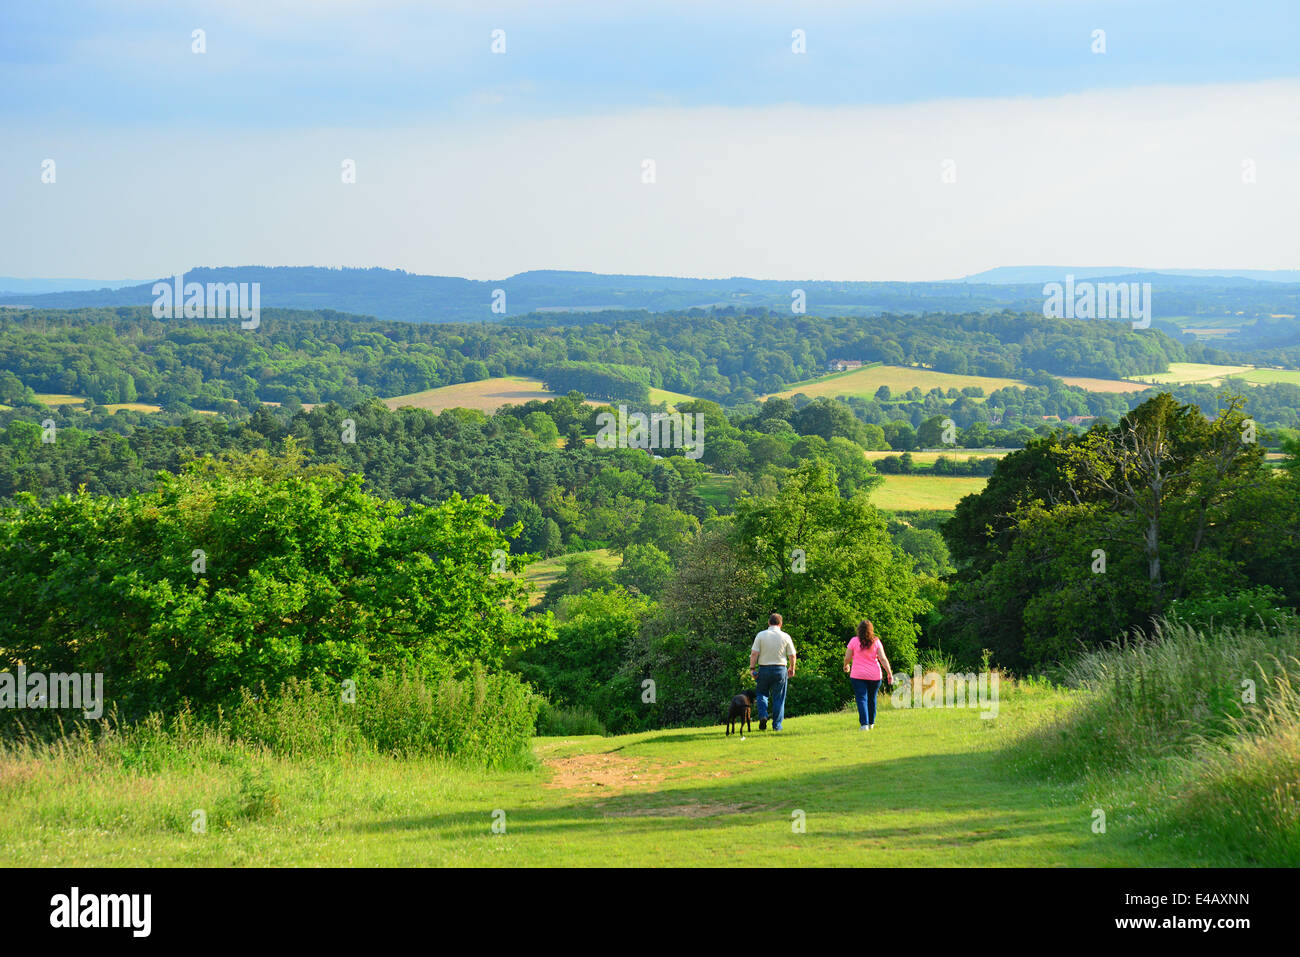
[878,643,894,682]
[843,641,855,673]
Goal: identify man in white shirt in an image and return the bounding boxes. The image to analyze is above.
[749,612,796,731]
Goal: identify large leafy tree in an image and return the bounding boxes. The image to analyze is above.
[936,394,1291,669]
[1061,393,1263,609]
[733,460,930,711]
[0,449,552,716]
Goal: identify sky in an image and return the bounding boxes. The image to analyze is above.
[2,0,1298,281]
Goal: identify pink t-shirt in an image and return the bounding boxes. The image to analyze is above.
[847,636,883,680]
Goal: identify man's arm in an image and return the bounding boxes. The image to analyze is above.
[749,648,760,671]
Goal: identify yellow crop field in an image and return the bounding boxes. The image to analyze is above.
[102,402,164,413]
[765,364,1025,401]
[384,376,560,413]
[1059,376,1150,393]
[864,449,1010,464]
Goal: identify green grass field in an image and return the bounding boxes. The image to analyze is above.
[871,474,987,510]
[1234,367,1300,387]
[1128,362,1300,388]
[697,472,741,509]
[0,686,1205,866]
[647,386,699,407]
[685,470,985,513]
[523,549,619,605]
[1129,362,1257,386]
[766,364,1025,401]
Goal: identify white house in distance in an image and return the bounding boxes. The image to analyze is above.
[827,359,864,372]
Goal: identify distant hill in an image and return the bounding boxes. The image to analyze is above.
[0,277,147,296]
[960,266,1300,285]
[0,266,1036,322]
[1,265,1297,325]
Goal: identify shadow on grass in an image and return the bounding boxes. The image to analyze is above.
[623,718,855,747]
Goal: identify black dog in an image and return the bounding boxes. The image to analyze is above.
[726,689,757,736]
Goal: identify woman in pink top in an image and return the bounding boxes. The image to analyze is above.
[843,620,893,730]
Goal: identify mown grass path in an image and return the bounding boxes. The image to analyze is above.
[2,688,1193,866]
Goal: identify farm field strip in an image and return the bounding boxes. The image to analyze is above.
[766,364,1026,400]
[863,449,1011,463]
[871,474,987,511]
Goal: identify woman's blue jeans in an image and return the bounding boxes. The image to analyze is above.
[850,677,881,726]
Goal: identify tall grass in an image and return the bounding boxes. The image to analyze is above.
[1,667,541,774]
[1017,619,1300,778]
[1011,618,1300,864]
[1168,664,1300,864]
[535,702,607,736]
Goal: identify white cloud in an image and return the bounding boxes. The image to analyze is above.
[3,78,1297,280]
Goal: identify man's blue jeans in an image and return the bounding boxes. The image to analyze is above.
[755,664,789,730]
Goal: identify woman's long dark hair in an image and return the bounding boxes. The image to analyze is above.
[856,620,875,648]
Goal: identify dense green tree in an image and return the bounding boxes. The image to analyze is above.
[731,460,930,711]
[614,542,673,598]
[0,449,552,716]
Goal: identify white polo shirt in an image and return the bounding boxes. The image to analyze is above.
[752,627,796,666]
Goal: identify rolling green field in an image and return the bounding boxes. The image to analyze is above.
[871,474,987,510]
[688,470,985,513]
[1129,362,1257,386]
[523,549,619,605]
[0,686,1207,866]
[647,386,699,407]
[1234,367,1300,387]
[1128,362,1300,388]
[697,472,742,509]
[766,364,1025,401]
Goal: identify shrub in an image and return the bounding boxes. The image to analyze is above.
[354,667,540,768]
[225,679,365,759]
[0,451,553,718]
[1167,585,1296,632]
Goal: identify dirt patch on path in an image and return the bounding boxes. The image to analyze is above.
[544,752,667,792]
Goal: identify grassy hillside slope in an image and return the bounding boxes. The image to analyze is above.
[0,686,1204,866]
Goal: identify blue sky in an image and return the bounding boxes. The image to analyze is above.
[3,1,1299,279]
